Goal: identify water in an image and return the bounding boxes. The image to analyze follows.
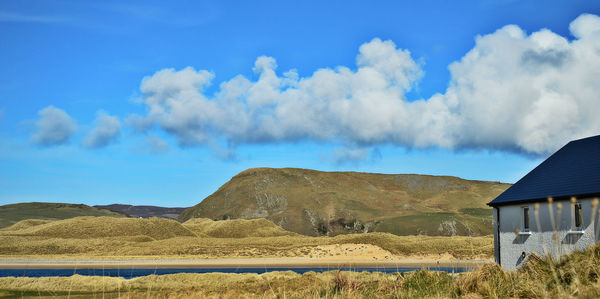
[0,267,471,279]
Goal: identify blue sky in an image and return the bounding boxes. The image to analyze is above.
[1,1,599,207]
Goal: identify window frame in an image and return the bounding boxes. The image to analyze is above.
[521,206,530,232]
[574,202,583,230]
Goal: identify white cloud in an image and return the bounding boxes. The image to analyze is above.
[130,14,600,157]
[442,14,600,154]
[130,38,422,148]
[31,106,77,147]
[82,111,121,149]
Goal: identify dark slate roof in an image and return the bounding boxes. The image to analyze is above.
[488,135,600,206]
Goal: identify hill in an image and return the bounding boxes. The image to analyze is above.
[179,168,510,236]
[2,216,196,240]
[0,202,126,228]
[182,218,297,238]
[2,216,296,240]
[94,204,186,219]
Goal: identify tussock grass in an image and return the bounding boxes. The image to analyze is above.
[0,217,492,258]
[1,216,196,240]
[454,244,600,298]
[183,218,297,238]
[0,219,52,231]
[3,244,600,298]
[331,233,492,258]
[0,271,398,298]
[0,234,492,258]
[0,217,493,258]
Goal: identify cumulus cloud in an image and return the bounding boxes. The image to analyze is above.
[82,111,121,149]
[129,14,600,157]
[440,14,600,154]
[130,38,422,148]
[31,106,77,146]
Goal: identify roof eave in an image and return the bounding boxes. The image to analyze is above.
[488,192,600,207]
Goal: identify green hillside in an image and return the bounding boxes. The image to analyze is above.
[0,202,126,228]
[179,168,510,236]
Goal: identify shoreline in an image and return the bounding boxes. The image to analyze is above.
[0,257,492,269]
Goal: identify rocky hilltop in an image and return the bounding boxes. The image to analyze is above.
[179,168,510,236]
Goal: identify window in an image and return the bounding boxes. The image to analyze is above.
[575,203,583,230]
[522,206,530,232]
[568,201,585,234]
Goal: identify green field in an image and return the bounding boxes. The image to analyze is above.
[374,212,493,236]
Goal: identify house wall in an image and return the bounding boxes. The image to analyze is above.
[497,197,598,270]
[493,207,500,264]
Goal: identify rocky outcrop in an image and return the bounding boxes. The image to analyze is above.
[179,168,510,236]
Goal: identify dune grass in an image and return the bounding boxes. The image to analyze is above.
[331,233,492,258]
[0,233,493,258]
[0,203,125,228]
[3,244,600,298]
[0,216,493,258]
[0,219,53,231]
[0,271,453,298]
[183,218,297,238]
[1,216,196,240]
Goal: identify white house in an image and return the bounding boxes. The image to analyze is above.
[488,135,600,270]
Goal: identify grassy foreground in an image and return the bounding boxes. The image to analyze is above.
[0,217,492,258]
[3,244,600,298]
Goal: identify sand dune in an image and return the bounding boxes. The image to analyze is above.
[183,218,297,238]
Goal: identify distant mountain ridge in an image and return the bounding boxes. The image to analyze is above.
[94,204,186,220]
[0,202,126,228]
[179,167,511,237]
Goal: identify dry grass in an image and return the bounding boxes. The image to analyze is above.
[1,216,196,240]
[0,233,492,259]
[0,219,52,231]
[183,218,297,238]
[331,233,492,258]
[0,234,493,258]
[0,202,125,228]
[0,271,405,298]
[3,244,600,298]
[0,217,493,258]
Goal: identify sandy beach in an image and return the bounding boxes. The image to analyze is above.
[0,244,493,270]
[0,244,491,269]
[0,257,491,269]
